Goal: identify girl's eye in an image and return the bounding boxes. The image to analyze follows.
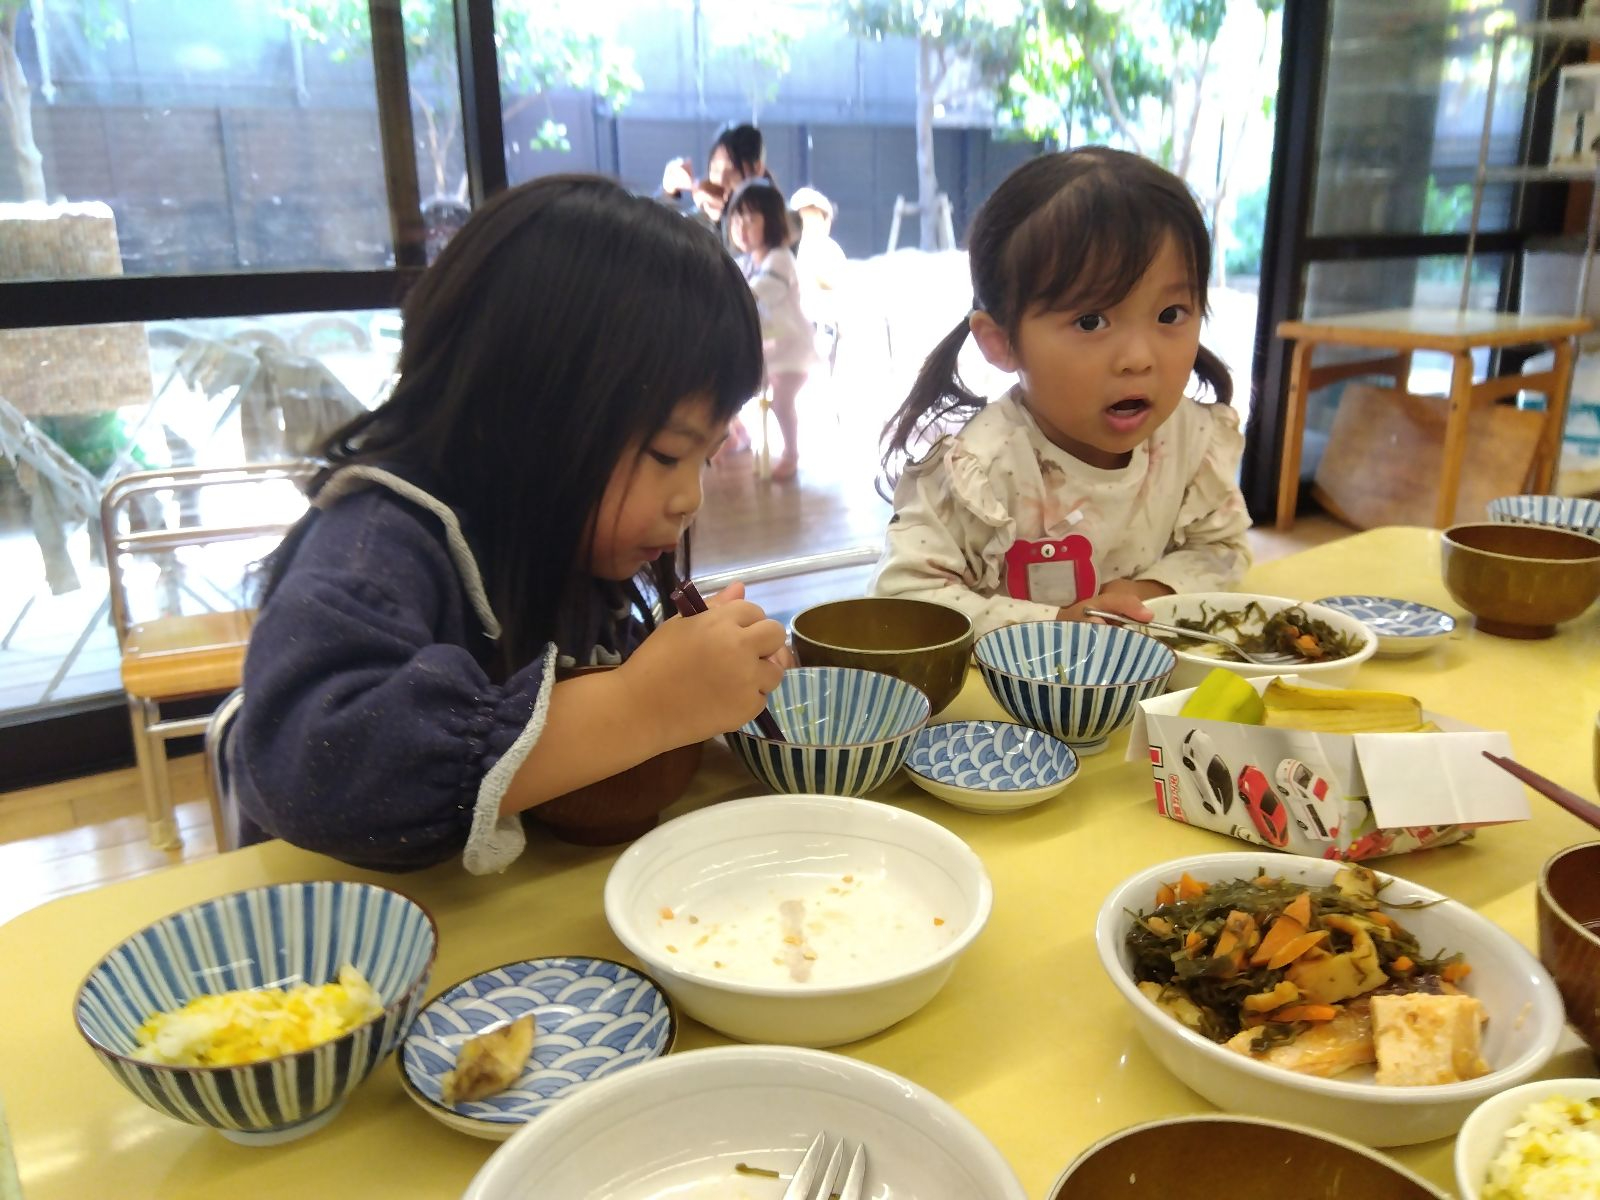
[649,450,680,468]
[1073,314,1107,333]
[1158,305,1190,324]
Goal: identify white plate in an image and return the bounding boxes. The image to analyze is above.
[399,956,676,1141]
[1313,595,1455,656]
[462,1045,1027,1199]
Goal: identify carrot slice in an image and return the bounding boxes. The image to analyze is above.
[1213,910,1257,960]
[1176,872,1208,900]
[1282,892,1312,928]
[1441,961,1472,983]
[1269,1003,1339,1023]
[1266,929,1329,970]
[1183,929,1205,955]
[1155,882,1177,907]
[1390,955,1414,973]
[1250,914,1308,967]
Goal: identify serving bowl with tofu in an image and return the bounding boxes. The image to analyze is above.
[1095,852,1564,1147]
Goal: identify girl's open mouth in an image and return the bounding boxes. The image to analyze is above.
[1103,396,1153,433]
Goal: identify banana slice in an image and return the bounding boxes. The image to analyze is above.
[440,1014,536,1105]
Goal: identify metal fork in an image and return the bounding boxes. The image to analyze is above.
[1083,608,1301,666]
[781,1131,868,1200]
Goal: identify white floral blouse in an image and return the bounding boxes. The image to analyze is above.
[871,389,1253,637]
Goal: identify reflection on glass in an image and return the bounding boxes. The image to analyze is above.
[0,310,399,716]
[0,2,474,277]
[1313,0,1536,238]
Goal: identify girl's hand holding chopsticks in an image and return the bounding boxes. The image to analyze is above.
[621,581,787,746]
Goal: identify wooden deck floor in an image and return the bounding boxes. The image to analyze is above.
[0,431,1351,927]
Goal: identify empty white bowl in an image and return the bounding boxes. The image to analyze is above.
[462,1044,1027,1200]
[1095,852,1564,1147]
[904,719,1080,813]
[1454,1077,1600,1200]
[1145,592,1378,690]
[603,794,992,1047]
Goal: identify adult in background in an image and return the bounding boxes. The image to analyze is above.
[660,123,768,232]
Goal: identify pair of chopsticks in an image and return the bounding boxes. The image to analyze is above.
[1482,751,1600,832]
[670,580,787,742]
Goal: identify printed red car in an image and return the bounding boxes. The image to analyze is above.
[1237,765,1289,848]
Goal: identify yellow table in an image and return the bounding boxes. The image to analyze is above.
[3,527,1597,1199]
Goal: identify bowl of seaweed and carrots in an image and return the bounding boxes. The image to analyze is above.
[1144,592,1377,691]
[1095,852,1563,1148]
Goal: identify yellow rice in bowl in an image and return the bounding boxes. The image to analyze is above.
[1483,1094,1600,1199]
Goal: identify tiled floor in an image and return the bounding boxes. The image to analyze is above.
[0,451,1353,927]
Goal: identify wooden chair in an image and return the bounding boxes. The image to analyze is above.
[102,461,316,848]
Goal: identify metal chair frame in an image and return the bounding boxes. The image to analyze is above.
[102,460,316,848]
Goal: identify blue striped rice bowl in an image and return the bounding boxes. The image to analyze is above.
[74,881,437,1144]
[724,665,931,796]
[1487,494,1600,539]
[973,622,1176,754]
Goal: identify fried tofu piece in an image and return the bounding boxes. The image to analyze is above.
[1370,992,1488,1086]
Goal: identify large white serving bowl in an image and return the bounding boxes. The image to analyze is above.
[604,794,992,1048]
[462,1044,1027,1200]
[1095,852,1565,1148]
[1145,592,1378,691]
[1454,1077,1600,1199]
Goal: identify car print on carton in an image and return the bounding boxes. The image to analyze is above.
[1275,757,1340,843]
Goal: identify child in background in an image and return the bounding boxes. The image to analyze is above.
[228,176,785,874]
[727,178,816,482]
[789,185,847,372]
[872,147,1251,637]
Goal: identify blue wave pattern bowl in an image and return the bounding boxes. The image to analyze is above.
[905,720,1080,813]
[1487,494,1600,539]
[1313,595,1455,657]
[724,666,931,796]
[74,881,437,1145]
[400,956,677,1141]
[973,622,1176,754]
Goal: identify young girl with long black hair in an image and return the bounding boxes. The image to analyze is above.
[228,176,784,873]
[872,147,1251,636]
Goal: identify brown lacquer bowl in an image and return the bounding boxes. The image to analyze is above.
[1537,840,1600,1066]
[1048,1116,1448,1200]
[1440,522,1600,639]
[529,665,703,846]
[790,597,974,715]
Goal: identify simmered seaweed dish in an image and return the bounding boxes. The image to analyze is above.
[1126,866,1488,1086]
[1170,601,1360,663]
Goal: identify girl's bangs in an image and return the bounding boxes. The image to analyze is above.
[1005,180,1208,320]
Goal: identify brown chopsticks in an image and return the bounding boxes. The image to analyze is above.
[670,581,787,742]
[1482,751,1600,832]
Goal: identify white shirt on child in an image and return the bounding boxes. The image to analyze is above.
[870,389,1253,637]
[739,248,818,375]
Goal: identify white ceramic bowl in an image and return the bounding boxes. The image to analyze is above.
[462,1044,1027,1200]
[604,794,992,1047]
[1454,1077,1600,1200]
[1095,852,1565,1148]
[1145,591,1378,690]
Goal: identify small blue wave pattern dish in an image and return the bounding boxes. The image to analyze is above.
[1486,494,1600,539]
[724,665,931,796]
[973,622,1175,754]
[400,957,676,1141]
[1313,595,1455,656]
[74,881,437,1145]
[905,720,1080,813]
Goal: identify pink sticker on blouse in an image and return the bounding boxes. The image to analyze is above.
[1004,535,1097,607]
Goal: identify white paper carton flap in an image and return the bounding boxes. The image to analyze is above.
[1353,731,1530,827]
